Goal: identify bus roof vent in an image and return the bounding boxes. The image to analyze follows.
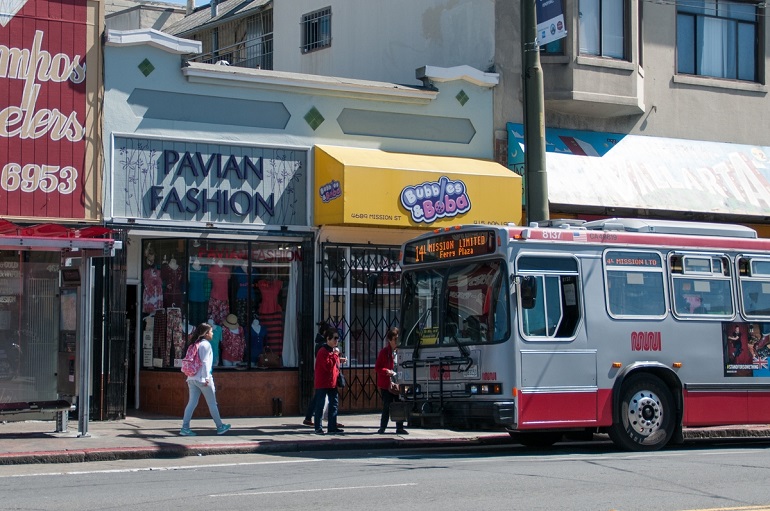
[582,218,758,239]
[533,219,586,229]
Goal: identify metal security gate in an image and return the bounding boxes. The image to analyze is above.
[92,231,128,420]
[318,243,402,412]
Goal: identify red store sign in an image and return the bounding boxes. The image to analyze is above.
[0,0,90,220]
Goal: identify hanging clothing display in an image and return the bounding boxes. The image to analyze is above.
[188,262,209,326]
[257,279,282,315]
[167,307,185,360]
[152,309,168,365]
[161,260,185,308]
[257,279,284,358]
[230,264,250,325]
[142,268,163,313]
[207,262,231,325]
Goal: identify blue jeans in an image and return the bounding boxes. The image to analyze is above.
[182,379,224,429]
[313,388,339,430]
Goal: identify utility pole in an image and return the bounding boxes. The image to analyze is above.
[521,0,549,224]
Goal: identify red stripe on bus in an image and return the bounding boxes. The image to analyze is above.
[518,389,770,429]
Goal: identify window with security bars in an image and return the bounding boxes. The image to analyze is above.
[302,7,331,53]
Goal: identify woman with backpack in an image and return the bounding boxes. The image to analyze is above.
[180,322,231,436]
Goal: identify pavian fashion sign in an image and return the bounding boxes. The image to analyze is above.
[111,136,308,226]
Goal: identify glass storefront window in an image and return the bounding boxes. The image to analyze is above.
[140,239,301,370]
[0,251,61,402]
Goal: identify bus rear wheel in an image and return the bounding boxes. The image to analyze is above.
[609,374,674,451]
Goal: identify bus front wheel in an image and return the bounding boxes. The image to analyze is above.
[608,374,674,452]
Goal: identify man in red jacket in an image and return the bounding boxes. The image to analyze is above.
[312,327,346,435]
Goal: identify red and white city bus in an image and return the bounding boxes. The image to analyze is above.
[393,218,770,451]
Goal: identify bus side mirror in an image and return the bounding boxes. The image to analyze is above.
[520,276,537,309]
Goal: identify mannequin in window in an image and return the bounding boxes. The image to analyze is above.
[221,313,245,366]
[250,318,268,366]
[162,256,184,308]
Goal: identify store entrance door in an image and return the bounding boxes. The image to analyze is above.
[319,243,402,412]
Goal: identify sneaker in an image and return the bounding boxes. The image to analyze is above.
[315,429,325,435]
[216,423,231,435]
[179,428,196,436]
[377,428,386,434]
[302,419,314,427]
[396,428,409,435]
[328,428,344,434]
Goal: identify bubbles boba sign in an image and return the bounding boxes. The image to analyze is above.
[400,176,471,224]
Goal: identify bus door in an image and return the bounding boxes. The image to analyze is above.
[516,253,598,426]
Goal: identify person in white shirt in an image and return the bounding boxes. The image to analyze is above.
[180,323,231,436]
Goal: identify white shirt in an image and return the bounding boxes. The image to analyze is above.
[187,339,213,383]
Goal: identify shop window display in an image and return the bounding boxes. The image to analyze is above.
[140,239,299,370]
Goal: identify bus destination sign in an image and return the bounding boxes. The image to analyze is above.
[403,229,497,264]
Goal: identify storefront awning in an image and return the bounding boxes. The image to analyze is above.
[0,219,121,251]
[507,124,770,219]
[314,145,522,228]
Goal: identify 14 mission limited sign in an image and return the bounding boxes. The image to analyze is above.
[112,137,307,226]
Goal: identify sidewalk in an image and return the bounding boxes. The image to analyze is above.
[1,412,769,465]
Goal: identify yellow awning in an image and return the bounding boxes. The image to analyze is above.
[314,145,522,228]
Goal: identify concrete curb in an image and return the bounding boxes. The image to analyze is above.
[0,434,515,465]
[1,427,768,466]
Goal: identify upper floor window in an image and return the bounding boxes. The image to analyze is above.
[579,0,625,59]
[677,0,759,82]
[541,38,565,56]
[302,7,331,53]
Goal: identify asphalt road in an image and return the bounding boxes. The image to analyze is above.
[3,440,770,511]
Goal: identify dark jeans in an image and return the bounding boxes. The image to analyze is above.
[304,392,318,421]
[313,388,339,430]
[379,388,404,430]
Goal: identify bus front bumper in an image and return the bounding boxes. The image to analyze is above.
[390,400,516,428]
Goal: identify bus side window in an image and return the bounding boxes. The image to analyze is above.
[517,255,580,339]
[742,280,770,317]
[556,277,580,337]
[605,250,666,319]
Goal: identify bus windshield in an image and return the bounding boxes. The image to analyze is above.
[400,260,509,347]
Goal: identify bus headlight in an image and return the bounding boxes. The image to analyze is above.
[403,384,421,396]
[467,383,502,395]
